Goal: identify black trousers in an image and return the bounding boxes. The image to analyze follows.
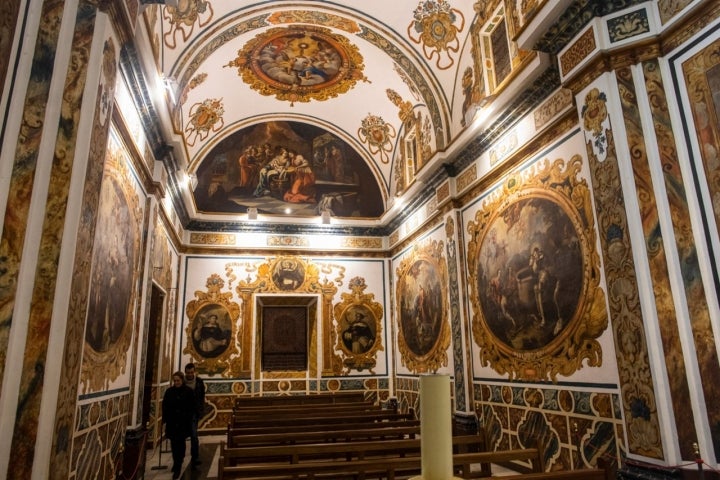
[169,435,186,473]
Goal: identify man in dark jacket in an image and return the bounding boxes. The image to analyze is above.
[184,362,206,468]
[163,371,195,479]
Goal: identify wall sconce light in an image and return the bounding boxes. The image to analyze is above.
[247,207,258,220]
[321,210,331,224]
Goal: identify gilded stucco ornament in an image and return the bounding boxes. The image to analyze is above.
[581,88,609,160]
[407,0,464,70]
[358,114,396,164]
[466,156,607,381]
[233,256,345,377]
[183,274,240,375]
[184,97,224,147]
[163,0,213,49]
[395,240,451,373]
[333,277,384,374]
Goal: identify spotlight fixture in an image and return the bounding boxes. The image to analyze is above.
[321,210,332,225]
[247,207,257,220]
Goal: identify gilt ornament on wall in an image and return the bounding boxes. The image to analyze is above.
[334,277,384,373]
[395,240,451,373]
[184,274,240,375]
[466,156,607,381]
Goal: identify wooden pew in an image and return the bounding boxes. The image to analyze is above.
[227,424,421,448]
[496,468,610,480]
[227,418,421,440]
[233,392,366,408]
[217,448,544,480]
[230,409,415,429]
[232,402,384,420]
[220,435,488,466]
[233,401,378,415]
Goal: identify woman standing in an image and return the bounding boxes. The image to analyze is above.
[163,371,195,479]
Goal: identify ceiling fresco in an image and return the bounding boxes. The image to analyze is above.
[134,0,640,229]
[193,120,384,219]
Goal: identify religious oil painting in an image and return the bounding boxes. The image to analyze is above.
[184,274,240,374]
[82,135,143,392]
[225,25,366,105]
[192,120,384,219]
[395,241,451,373]
[467,156,607,381]
[190,304,232,358]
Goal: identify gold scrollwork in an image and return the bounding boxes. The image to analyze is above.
[236,256,343,377]
[466,156,607,381]
[395,240,451,373]
[183,274,240,375]
[333,277,384,374]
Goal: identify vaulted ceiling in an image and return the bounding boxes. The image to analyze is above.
[131,0,642,234]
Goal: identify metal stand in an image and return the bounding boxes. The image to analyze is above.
[150,437,168,470]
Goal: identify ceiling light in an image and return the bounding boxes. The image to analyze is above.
[285,208,292,214]
[247,207,258,220]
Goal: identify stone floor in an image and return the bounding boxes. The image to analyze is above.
[143,435,223,480]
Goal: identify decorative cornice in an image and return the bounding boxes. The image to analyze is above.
[534,0,648,54]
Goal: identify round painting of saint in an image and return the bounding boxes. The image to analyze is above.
[477,196,584,351]
[398,259,443,357]
[191,305,232,358]
[340,307,376,355]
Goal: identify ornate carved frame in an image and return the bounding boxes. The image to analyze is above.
[183,274,240,374]
[333,277,384,374]
[466,156,607,381]
[395,240,451,373]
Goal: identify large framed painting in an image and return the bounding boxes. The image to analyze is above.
[81,136,143,392]
[395,240,451,373]
[333,277,384,373]
[191,120,384,219]
[184,274,240,374]
[466,156,607,381]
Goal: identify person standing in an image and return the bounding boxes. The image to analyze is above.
[184,362,206,469]
[163,371,195,479]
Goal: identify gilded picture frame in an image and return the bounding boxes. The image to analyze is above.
[184,274,240,374]
[81,141,143,392]
[466,156,607,381]
[333,277,384,373]
[395,240,451,373]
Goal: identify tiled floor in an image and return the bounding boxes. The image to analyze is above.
[143,435,223,480]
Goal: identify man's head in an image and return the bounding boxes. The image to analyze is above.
[185,362,196,381]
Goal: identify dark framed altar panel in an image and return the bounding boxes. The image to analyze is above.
[259,298,314,371]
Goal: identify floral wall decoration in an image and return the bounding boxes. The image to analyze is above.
[407,0,465,70]
[358,114,396,164]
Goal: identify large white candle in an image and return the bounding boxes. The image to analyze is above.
[419,374,454,480]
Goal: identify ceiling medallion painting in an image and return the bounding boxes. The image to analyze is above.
[395,240,451,373]
[163,0,213,49]
[466,156,607,381]
[334,277,384,374]
[225,26,367,105]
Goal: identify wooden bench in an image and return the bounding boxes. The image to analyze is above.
[227,424,422,448]
[233,401,378,415]
[217,449,544,480]
[230,409,415,429]
[233,392,366,408]
[227,418,421,439]
[232,403,384,420]
[496,468,611,480]
[220,435,489,465]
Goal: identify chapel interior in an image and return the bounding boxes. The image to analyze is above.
[1,0,720,479]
